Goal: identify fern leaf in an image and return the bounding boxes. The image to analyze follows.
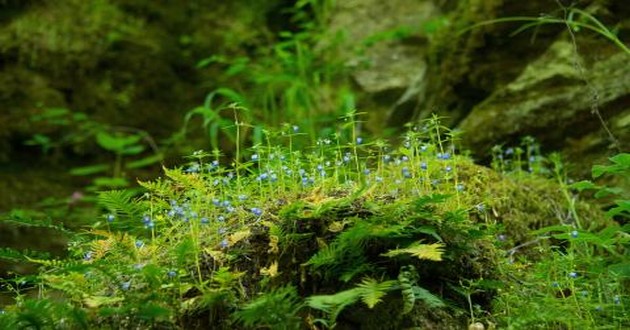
[97,190,142,219]
[382,242,445,261]
[357,278,396,308]
[412,286,445,308]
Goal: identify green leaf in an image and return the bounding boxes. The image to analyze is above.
[412,286,445,308]
[569,180,598,192]
[92,177,129,188]
[381,242,445,261]
[69,164,110,176]
[357,278,395,308]
[126,153,163,169]
[96,131,142,153]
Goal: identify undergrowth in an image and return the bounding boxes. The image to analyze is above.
[0,115,628,329]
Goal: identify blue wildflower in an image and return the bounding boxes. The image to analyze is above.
[121,281,131,291]
[356,137,363,144]
[420,162,428,170]
[251,154,259,161]
[200,217,209,224]
[363,168,371,175]
[167,270,177,278]
[238,194,248,201]
[456,184,465,192]
[569,271,578,279]
[420,145,428,152]
[217,215,225,222]
[375,176,383,183]
[570,230,578,238]
[212,198,221,206]
[251,207,263,217]
[445,165,452,172]
[135,240,144,248]
[292,125,299,133]
[220,239,229,249]
[84,251,93,261]
[106,214,115,222]
[613,295,620,304]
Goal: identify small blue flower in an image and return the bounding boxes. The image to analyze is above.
[595,305,603,312]
[84,251,93,261]
[497,234,507,242]
[375,176,383,183]
[218,227,226,235]
[456,184,465,192]
[475,203,485,212]
[226,206,235,213]
[317,164,324,171]
[570,230,578,238]
[238,194,248,201]
[251,154,259,161]
[292,125,299,133]
[212,198,221,206]
[142,215,151,224]
[106,214,115,222]
[121,281,131,291]
[505,148,514,155]
[200,217,209,224]
[401,156,409,162]
[552,282,559,288]
[420,162,428,170]
[363,168,371,175]
[356,137,363,144]
[217,215,225,222]
[613,295,620,304]
[222,200,231,207]
[220,238,229,249]
[167,270,177,278]
[569,271,578,279]
[383,155,391,162]
[145,221,155,229]
[135,240,144,248]
[445,165,452,172]
[212,160,219,167]
[420,145,428,152]
[270,173,278,182]
[251,208,263,217]
[257,172,269,181]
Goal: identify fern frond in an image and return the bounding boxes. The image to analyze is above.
[3,210,72,235]
[97,190,143,219]
[382,242,445,261]
[412,286,445,308]
[0,248,51,263]
[357,277,396,308]
[233,286,303,329]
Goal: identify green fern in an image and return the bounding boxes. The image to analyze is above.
[97,190,143,220]
[4,209,72,235]
[307,278,396,327]
[0,247,51,263]
[233,286,303,329]
[398,266,417,315]
[356,277,396,308]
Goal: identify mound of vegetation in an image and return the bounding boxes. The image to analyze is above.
[0,115,628,329]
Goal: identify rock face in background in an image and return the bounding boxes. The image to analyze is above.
[458,38,630,172]
[332,0,628,176]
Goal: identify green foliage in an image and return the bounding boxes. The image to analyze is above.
[462,7,630,55]
[493,153,630,329]
[307,277,396,328]
[234,285,303,329]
